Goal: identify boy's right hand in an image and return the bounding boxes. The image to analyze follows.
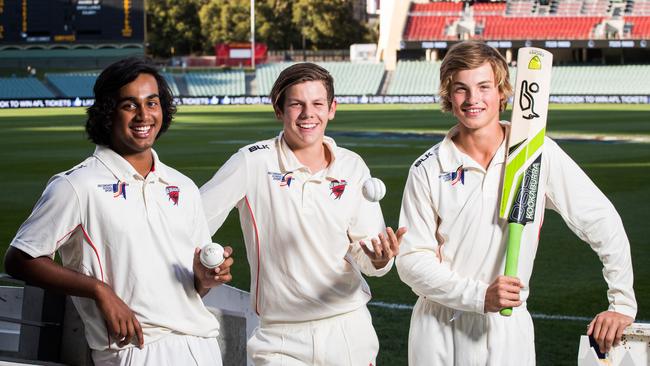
[95,283,144,348]
[484,275,523,313]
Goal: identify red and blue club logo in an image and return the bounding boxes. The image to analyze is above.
[166,186,180,205]
[98,180,127,199]
[329,179,347,199]
[268,171,294,187]
[439,165,465,186]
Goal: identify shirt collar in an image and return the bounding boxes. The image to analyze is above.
[276,131,339,178]
[93,145,170,183]
[437,125,465,173]
[438,122,507,172]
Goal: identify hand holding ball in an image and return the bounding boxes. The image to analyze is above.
[200,242,225,268]
[362,177,386,202]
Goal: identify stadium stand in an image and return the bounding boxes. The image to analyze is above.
[547,64,650,94]
[628,0,650,15]
[506,0,536,16]
[404,16,454,40]
[627,16,650,37]
[403,1,465,40]
[162,73,181,96]
[403,0,650,41]
[410,2,464,13]
[321,62,385,95]
[386,62,650,96]
[552,0,585,16]
[581,0,612,16]
[4,60,650,100]
[256,62,385,96]
[387,61,440,95]
[46,73,98,98]
[44,72,179,98]
[472,2,508,15]
[184,71,246,96]
[0,77,54,99]
[256,63,288,96]
[477,16,604,39]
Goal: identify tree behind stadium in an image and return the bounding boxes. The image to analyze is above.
[146,0,371,58]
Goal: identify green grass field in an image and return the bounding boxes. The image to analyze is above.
[1,104,648,365]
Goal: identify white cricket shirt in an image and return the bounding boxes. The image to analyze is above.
[396,124,636,364]
[200,132,390,323]
[10,145,220,351]
[397,124,636,317]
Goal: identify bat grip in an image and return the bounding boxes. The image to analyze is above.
[500,222,524,317]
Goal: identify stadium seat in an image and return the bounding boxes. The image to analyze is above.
[184,71,246,96]
[46,73,98,98]
[626,16,650,37]
[46,73,179,98]
[256,62,384,96]
[410,2,463,13]
[383,62,650,96]
[0,77,55,99]
[403,1,635,40]
[476,16,603,39]
[387,61,440,95]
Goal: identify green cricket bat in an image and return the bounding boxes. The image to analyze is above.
[499,47,553,316]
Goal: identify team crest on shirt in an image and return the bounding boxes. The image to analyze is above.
[97,180,128,199]
[439,165,465,186]
[329,179,347,199]
[166,186,180,205]
[267,171,294,187]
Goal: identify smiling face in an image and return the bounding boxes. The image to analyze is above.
[276,80,336,152]
[450,62,504,132]
[109,73,163,158]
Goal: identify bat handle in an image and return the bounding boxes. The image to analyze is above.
[500,222,524,317]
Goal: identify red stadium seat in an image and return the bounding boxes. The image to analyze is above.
[402,1,628,40]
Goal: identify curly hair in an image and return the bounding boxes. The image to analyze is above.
[270,62,334,114]
[439,41,512,113]
[86,58,176,146]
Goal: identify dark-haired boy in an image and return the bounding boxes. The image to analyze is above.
[5,58,233,365]
[200,62,406,365]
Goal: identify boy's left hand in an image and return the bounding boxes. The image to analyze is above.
[193,246,234,297]
[587,310,633,353]
[360,227,407,269]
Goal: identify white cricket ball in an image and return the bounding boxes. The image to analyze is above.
[362,177,386,202]
[200,242,225,268]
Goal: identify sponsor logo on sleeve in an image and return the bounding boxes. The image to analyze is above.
[329,179,347,199]
[439,165,465,186]
[166,186,180,205]
[98,180,128,199]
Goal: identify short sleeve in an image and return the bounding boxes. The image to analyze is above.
[10,176,82,259]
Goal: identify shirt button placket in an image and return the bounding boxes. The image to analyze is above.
[140,177,152,214]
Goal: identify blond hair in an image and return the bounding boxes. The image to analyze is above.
[439,41,512,112]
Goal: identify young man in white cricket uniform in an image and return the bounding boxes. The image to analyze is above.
[4,58,234,366]
[396,41,636,365]
[200,62,407,365]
